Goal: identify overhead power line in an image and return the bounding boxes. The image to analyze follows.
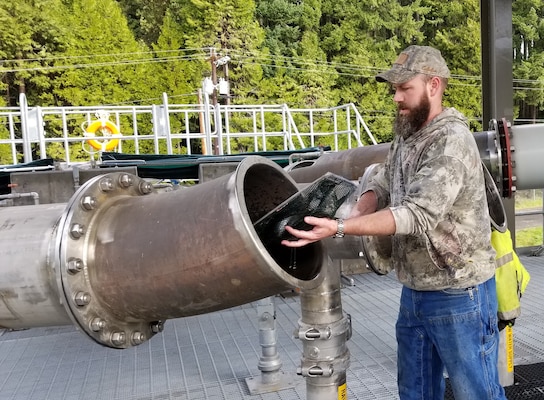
[0,48,211,65]
[1,46,543,92]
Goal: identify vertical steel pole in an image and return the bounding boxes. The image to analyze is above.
[19,93,32,163]
[481,1,515,386]
[245,297,295,394]
[480,0,515,242]
[296,251,351,399]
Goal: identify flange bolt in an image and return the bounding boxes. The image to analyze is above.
[111,331,126,346]
[139,181,153,195]
[99,178,114,192]
[119,174,134,188]
[74,291,91,306]
[81,196,97,210]
[131,331,145,345]
[67,258,84,274]
[70,223,85,239]
[90,318,106,332]
[150,321,164,333]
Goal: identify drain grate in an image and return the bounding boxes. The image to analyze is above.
[445,362,544,399]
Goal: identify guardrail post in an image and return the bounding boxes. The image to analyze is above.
[19,93,32,163]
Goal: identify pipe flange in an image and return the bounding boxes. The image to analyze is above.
[497,118,515,198]
[355,163,394,275]
[56,172,160,348]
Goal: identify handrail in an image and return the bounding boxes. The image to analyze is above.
[0,94,378,165]
[348,103,378,145]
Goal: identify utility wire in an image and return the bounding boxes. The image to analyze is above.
[2,47,542,101]
[0,48,211,64]
[3,45,543,90]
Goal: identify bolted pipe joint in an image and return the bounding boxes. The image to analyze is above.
[0,157,325,350]
[46,159,323,350]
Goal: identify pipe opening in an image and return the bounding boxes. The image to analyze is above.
[242,163,322,281]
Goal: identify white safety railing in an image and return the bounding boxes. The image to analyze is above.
[0,93,377,166]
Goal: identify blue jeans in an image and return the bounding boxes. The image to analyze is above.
[396,277,507,400]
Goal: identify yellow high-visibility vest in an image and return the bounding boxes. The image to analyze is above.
[491,229,531,321]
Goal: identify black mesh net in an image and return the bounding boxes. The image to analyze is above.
[254,172,356,242]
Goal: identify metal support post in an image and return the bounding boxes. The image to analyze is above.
[246,296,294,395]
[201,79,214,156]
[19,93,32,163]
[498,325,515,387]
[296,252,351,399]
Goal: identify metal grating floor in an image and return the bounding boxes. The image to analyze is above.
[1,255,543,400]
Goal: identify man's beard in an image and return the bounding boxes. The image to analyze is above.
[394,95,431,139]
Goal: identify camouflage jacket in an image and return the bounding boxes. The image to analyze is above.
[367,107,496,290]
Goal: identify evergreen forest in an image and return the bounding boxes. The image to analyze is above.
[1,0,543,157]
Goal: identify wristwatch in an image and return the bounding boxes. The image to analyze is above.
[333,218,345,238]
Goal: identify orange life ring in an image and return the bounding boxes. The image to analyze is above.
[85,120,122,151]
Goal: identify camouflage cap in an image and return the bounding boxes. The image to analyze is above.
[376,45,450,84]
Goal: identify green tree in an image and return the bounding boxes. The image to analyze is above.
[253,0,306,109]
[255,0,302,60]
[45,0,154,160]
[169,0,267,151]
[169,0,268,103]
[295,0,338,107]
[318,0,430,142]
[117,0,173,46]
[0,0,68,107]
[149,10,208,154]
[512,0,544,122]
[419,0,482,131]
[52,0,150,106]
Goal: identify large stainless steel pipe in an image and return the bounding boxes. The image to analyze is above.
[0,156,324,348]
[509,123,544,190]
[288,143,391,183]
[475,122,544,197]
[290,124,544,194]
[0,203,73,328]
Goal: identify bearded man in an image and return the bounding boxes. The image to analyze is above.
[282,45,507,400]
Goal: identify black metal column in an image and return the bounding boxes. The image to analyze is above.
[480,0,516,243]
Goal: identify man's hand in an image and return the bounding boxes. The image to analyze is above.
[281,216,337,248]
[280,206,396,248]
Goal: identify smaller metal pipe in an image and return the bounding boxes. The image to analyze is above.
[256,297,282,374]
[0,191,40,205]
[516,210,543,216]
[245,297,295,394]
[287,150,324,165]
[0,166,54,173]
